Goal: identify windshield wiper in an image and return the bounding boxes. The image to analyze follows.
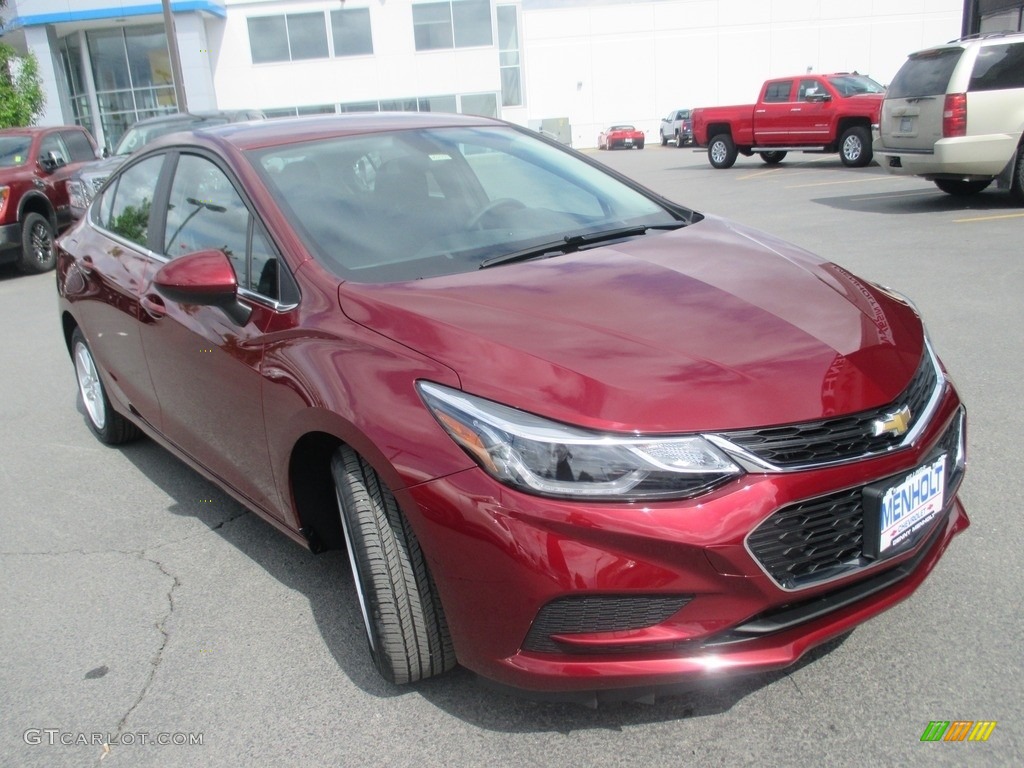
[478,223,684,270]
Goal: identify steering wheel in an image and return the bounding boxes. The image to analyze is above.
[467,198,527,229]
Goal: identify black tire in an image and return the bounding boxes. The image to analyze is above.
[19,212,56,274]
[660,131,668,147]
[675,132,686,148]
[839,126,872,167]
[636,142,644,150]
[760,151,787,165]
[1009,148,1024,204]
[708,133,738,169]
[934,179,992,196]
[71,328,142,445]
[331,446,455,684]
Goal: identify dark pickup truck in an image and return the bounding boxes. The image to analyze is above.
[691,74,886,169]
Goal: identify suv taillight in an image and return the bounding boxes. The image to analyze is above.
[942,93,967,138]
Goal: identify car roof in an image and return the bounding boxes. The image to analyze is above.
[161,112,505,152]
[0,125,80,136]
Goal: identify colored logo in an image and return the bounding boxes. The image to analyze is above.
[920,721,997,742]
[874,405,912,438]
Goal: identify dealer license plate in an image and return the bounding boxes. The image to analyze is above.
[899,116,913,133]
[624,138,633,145]
[863,455,946,558]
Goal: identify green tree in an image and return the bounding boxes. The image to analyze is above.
[0,0,45,127]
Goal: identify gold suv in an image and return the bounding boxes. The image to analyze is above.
[874,31,1024,201]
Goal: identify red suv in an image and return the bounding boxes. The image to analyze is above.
[0,126,99,273]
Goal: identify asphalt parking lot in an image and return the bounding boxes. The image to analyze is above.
[1,143,1021,767]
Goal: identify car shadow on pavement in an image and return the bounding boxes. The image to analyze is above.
[113,435,852,729]
[813,188,1021,216]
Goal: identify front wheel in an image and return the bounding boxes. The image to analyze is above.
[331,446,455,685]
[708,134,738,169]
[660,131,668,146]
[934,179,992,196]
[71,328,141,445]
[839,126,872,167]
[760,150,787,165]
[19,212,56,274]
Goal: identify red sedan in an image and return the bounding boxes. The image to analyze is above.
[598,124,645,150]
[56,113,967,700]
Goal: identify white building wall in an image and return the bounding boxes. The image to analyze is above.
[214,0,501,112]
[521,0,964,148]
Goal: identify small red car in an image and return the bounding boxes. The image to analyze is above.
[56,113,967,700]
[598,124,645,150]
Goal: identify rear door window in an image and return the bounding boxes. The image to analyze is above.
[969,43,1024,91]
[763,81,793,103]
[888,48,963,98]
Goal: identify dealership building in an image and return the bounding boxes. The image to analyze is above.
[2,0,1021,150]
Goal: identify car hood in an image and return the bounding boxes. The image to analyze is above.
[75,154,128,181]
[338,216,924,432]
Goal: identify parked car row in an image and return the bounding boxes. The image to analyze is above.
[682,30,1023,203]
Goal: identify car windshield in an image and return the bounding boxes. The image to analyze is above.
[250,125,685,283]
[115,116,230,156]
[610,125,635,131]
[0,137,32,167]
[827,74,887,96]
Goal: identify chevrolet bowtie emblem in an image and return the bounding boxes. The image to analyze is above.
[873,405,912,438]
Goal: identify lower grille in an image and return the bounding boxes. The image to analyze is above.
[522,595,692,654]
[747,407,965,591]
[747,488,865,590]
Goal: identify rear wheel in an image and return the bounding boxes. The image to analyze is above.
[708,134,738,169]
[71,328,141,445]
[839,126,871,167]
[760,151,787,165]
[934,179,992,196]
[19,212,56,274]
[331,446,455,684]
[675,132,686,148]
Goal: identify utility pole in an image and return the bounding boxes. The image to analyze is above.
[162,0,188,112]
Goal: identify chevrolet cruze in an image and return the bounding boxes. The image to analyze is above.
[56,113,968,699]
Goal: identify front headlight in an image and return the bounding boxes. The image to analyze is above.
[67,179,89,213]
[418,381,742,501]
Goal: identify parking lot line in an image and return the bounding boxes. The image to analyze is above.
[849,190,940,202]
[786,176,899,189]
[953,211,1024,223]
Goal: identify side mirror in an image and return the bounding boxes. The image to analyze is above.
[39,151,66,173]
[152,249,251,325]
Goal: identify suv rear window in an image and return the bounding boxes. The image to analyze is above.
[969,42,1024,91]
[888,48,963,99]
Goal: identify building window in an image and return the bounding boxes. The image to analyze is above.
[331,8,374,56]
[413,1,492,51]
[248,13,330,64]
[497,5,522,107]
[81,25,177,150]
[59,35,96,139]
[459,92,498,118]
[265,105,337,118]
[979,7,1023,32]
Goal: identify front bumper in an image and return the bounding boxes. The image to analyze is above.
[874,133,1016,179]
[0,221,21,253]
[399,384,967,693]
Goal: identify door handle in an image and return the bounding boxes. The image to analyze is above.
[141,294,167,319]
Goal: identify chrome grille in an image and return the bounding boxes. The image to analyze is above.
[719,350,939,468]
